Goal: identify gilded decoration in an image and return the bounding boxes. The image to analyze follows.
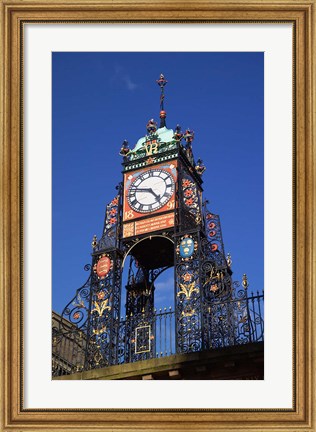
[91,299,111,317]
[177,281,199,300]
[53,72,264,378]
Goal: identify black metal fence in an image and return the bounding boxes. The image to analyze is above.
[52,290,263,377]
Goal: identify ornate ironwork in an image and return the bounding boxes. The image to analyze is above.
[52,77,264,378]
[52,265,91,376]
[204,208,226,256]
[83,251,123,369]
[53,285,263,376]
[122,256,172,363]
[174,232,203,353]
[53,170,264,376]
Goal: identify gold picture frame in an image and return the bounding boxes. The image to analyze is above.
[1,1,315,430]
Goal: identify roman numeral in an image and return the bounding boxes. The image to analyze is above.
[159,172,168,179]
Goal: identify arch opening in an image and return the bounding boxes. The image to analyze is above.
[123,235,174,270]
[120,235,176,358]
[120,235,175,317]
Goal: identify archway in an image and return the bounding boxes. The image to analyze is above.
[122,235,174,269]
[120,235,176,360]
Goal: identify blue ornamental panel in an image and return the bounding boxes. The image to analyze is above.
[104,195,119,232]
[93,192,122,252]
[204,209,225,256]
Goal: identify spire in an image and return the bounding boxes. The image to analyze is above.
[156,73,168,128]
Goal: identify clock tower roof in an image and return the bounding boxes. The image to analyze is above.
[132,126,174,152]
[119,75,206,178]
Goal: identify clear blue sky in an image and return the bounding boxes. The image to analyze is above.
[52,52,264,314]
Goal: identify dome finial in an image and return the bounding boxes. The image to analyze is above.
[156,73,168,128]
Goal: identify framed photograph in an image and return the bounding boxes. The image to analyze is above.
[1,1,315,431]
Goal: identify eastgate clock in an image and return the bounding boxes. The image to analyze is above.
[127,169,175,213]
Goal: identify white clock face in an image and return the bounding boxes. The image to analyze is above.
[127,169,175,213]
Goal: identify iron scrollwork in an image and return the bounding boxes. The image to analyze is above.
[175,232,203,353]
[52,92,264,377]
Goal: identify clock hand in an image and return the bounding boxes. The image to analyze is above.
[130,187,160,200]
[130,187,153,193]
[148,188,160,200]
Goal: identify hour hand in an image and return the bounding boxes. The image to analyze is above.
[131,187,160,200]
[148,188,160,200]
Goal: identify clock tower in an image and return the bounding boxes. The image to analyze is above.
[57,74,241,372]
[117,73,232,363]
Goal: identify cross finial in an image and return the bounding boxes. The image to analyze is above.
[156,73,168,128]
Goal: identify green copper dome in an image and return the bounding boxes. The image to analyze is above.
[132,126,174,152]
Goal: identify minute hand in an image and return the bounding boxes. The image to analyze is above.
[131,187,160,200]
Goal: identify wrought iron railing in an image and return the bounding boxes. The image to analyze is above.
[205,291,264,348]
[52,290,263,377]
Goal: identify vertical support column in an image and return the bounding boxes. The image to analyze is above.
[200,237,235,349]
[174,231,204,354]
[84,249,122,369]
[109,253,123,365]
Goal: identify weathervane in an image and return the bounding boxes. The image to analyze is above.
[156,73,168,128]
